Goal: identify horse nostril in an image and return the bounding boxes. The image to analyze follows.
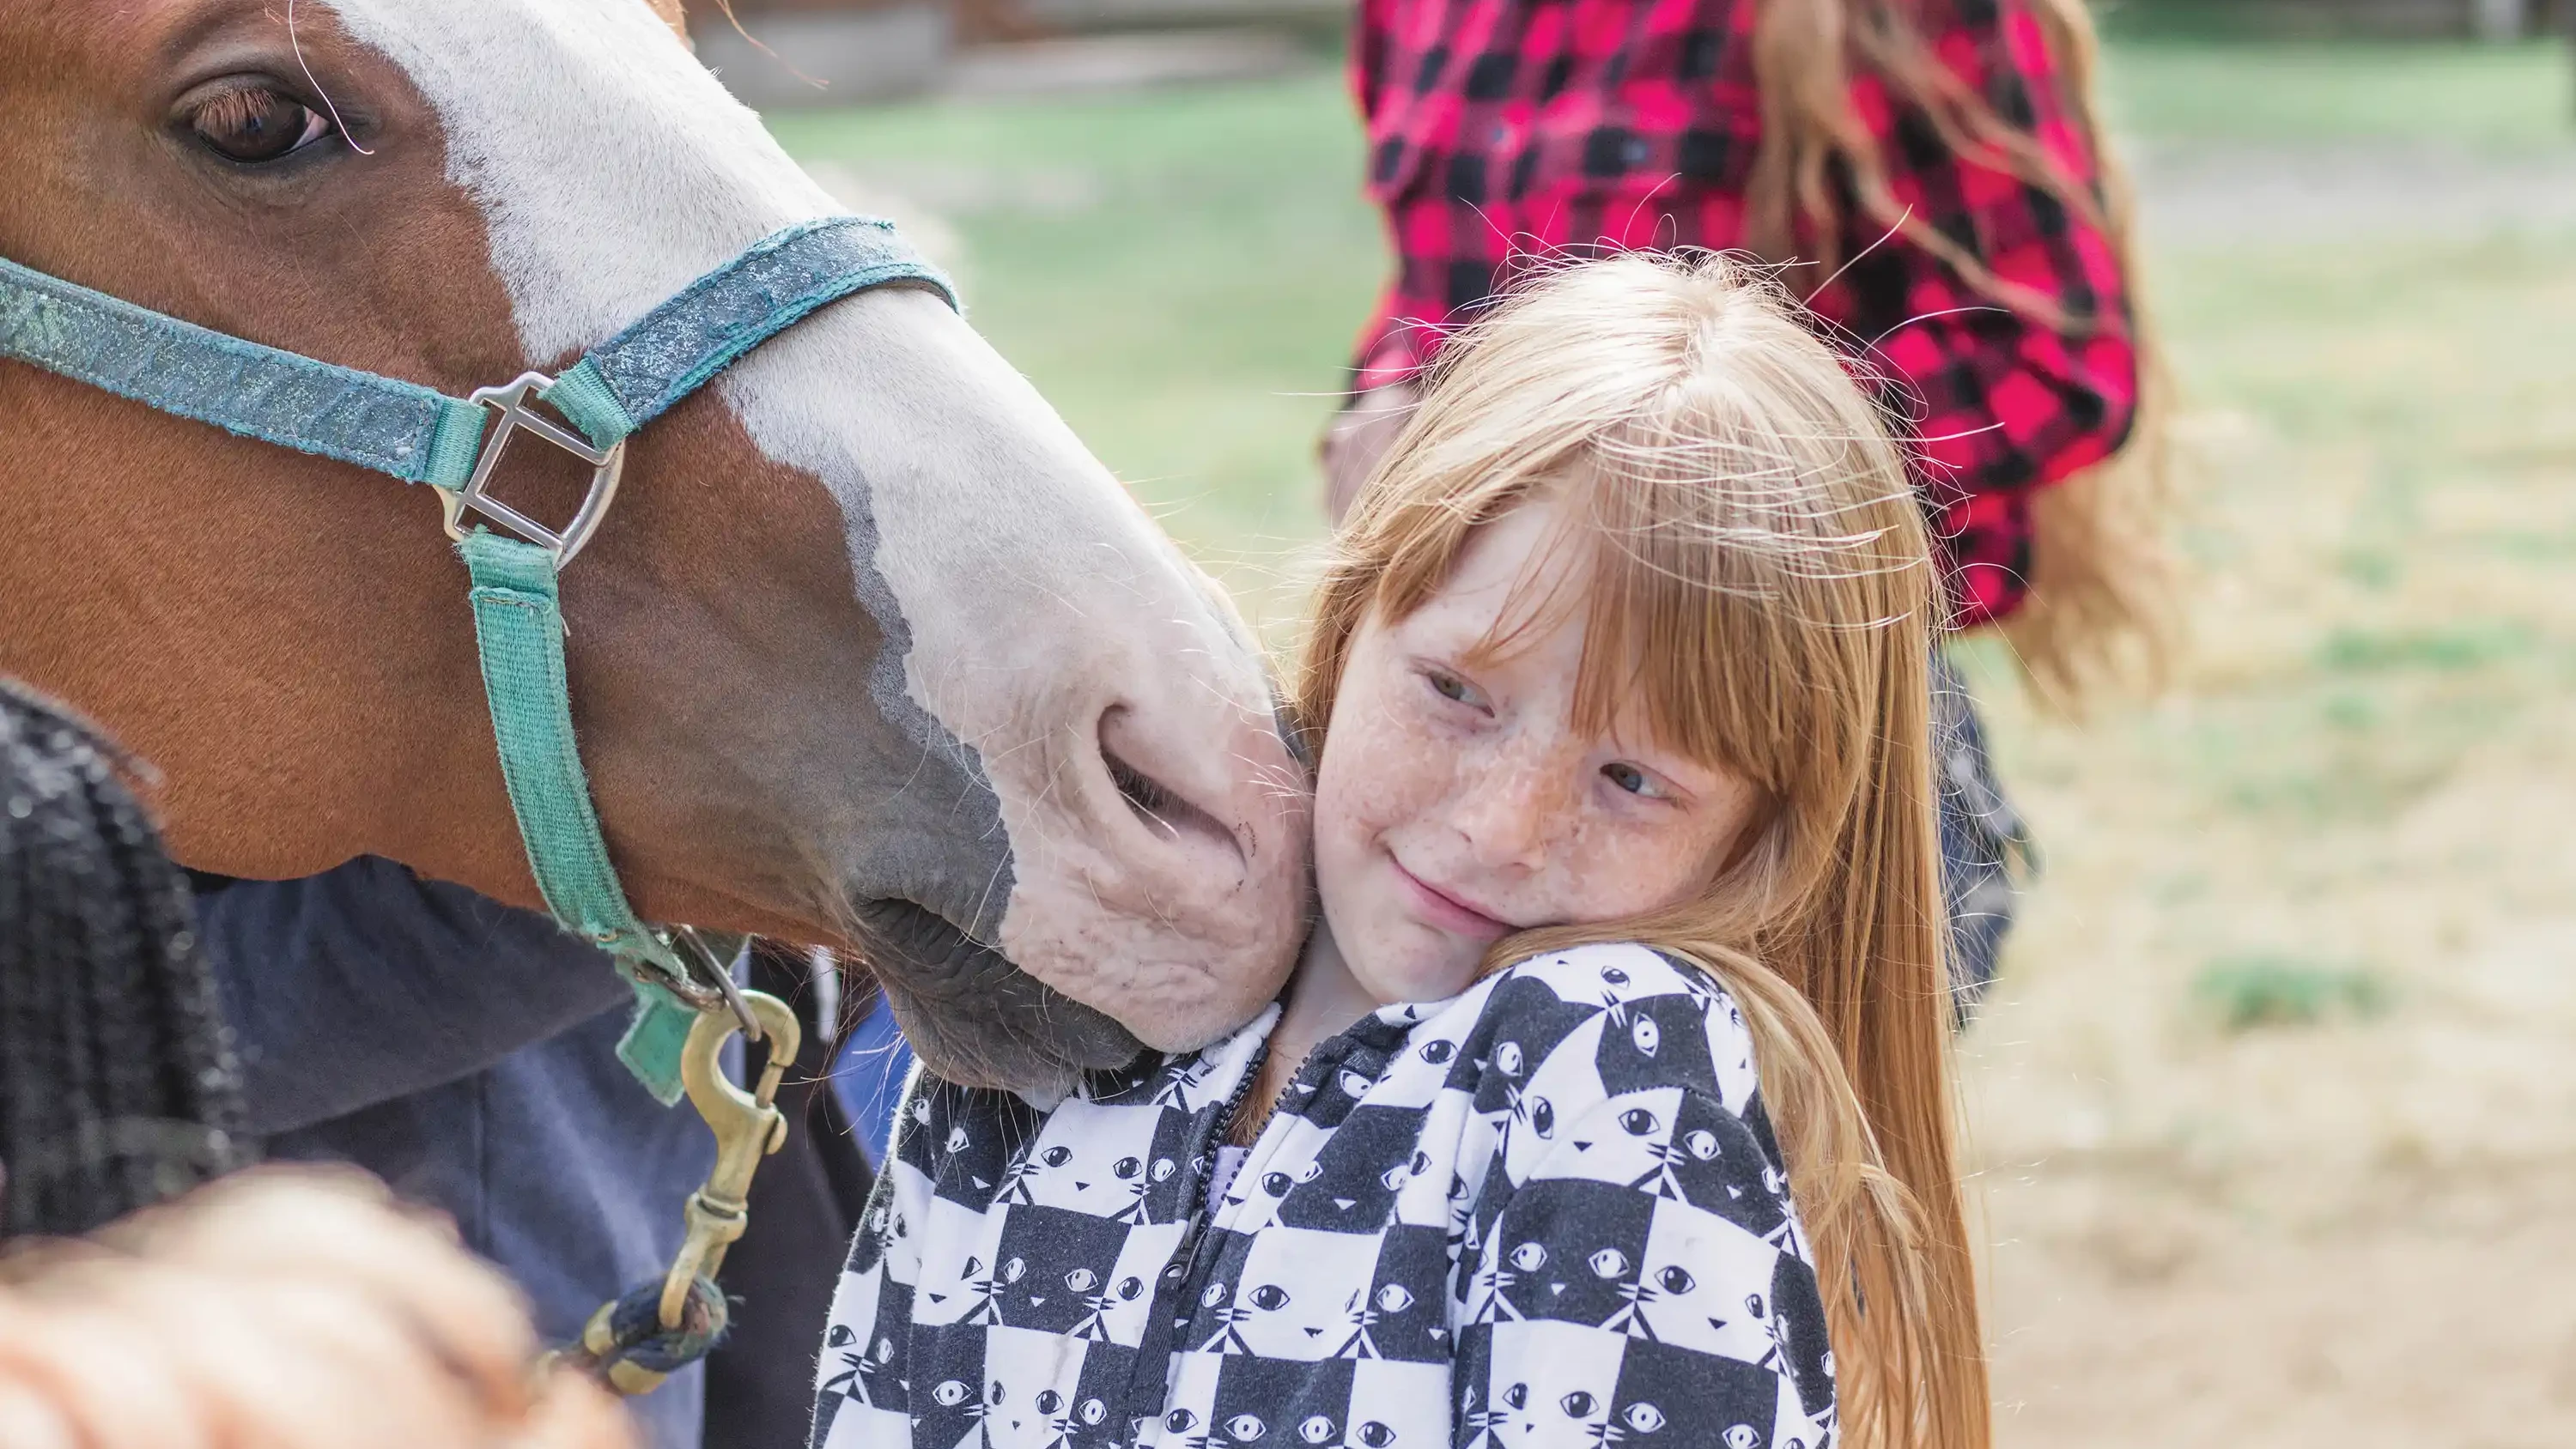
[1097,707,1243,869]
[1104,749,1173,824]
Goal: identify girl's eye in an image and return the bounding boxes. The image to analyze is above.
[1423,668,1481,708]
[1603,762,1668,800]
[187,86,335,164]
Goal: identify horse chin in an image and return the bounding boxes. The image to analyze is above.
[848,898,1145,1094]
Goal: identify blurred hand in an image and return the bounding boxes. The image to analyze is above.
[0,1167,631,1449]
[1320,381,1420,528]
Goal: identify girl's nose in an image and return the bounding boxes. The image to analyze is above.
[1445,743,1570,873]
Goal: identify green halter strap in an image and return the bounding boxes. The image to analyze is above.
[0,216,957,1102]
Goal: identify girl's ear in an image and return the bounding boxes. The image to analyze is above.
[643,0,691,45]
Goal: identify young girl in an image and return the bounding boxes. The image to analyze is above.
[812,254,1980,1449]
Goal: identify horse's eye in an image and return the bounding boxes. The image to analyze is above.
[188,85,333,164]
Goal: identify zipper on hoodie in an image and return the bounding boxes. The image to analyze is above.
[1115,1009,1396,1446]
[1173,1052,1270,1297]
[1117,1039,1271,1447]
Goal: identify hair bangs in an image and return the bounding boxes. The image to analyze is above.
[1540,364,1932,803]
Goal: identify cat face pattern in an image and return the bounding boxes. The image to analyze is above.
[813,944,1836,1449]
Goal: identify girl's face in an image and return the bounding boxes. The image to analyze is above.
[1312,496,1762,1007]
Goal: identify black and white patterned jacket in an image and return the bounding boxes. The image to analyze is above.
[811,943,1837,1449]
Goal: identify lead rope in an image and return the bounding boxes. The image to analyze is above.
[550,954,805,1396]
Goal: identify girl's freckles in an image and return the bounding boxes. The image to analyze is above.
[1308,497,1755,997]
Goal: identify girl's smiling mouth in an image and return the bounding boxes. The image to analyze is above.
[1388,855,1516,943]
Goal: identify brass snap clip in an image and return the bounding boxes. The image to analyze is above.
[659,990,803,1330]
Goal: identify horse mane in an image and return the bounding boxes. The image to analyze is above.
[0,681,254,1239]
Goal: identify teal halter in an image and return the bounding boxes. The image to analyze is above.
[0,216,957,1102]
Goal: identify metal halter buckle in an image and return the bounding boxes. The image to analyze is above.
[438,372,628,567]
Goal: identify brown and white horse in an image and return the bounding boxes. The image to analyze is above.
[0,0,1309,1092]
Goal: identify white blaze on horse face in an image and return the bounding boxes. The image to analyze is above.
[322,0,1306,1051]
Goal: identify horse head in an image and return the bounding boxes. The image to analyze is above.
[0,0,1311,1092]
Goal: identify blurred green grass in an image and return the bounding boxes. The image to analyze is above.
[772,79,1380,610]
[2192,955,2387,1031]
[770,39,2576,605]
[2103,40,2575,150]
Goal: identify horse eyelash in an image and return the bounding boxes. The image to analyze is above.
[189,87,266,136]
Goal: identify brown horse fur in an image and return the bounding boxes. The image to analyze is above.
[0,0,1311,1091]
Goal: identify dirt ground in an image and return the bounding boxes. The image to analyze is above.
[1967,143,2576,1447]
[1971,717,2576,1446]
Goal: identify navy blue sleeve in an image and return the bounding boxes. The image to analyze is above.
[192,856,634,1135]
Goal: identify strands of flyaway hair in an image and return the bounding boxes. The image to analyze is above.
[0,681,253,1239]
[287,0,376,157]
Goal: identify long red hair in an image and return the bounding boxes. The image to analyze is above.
[1303,253,1986,1449]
